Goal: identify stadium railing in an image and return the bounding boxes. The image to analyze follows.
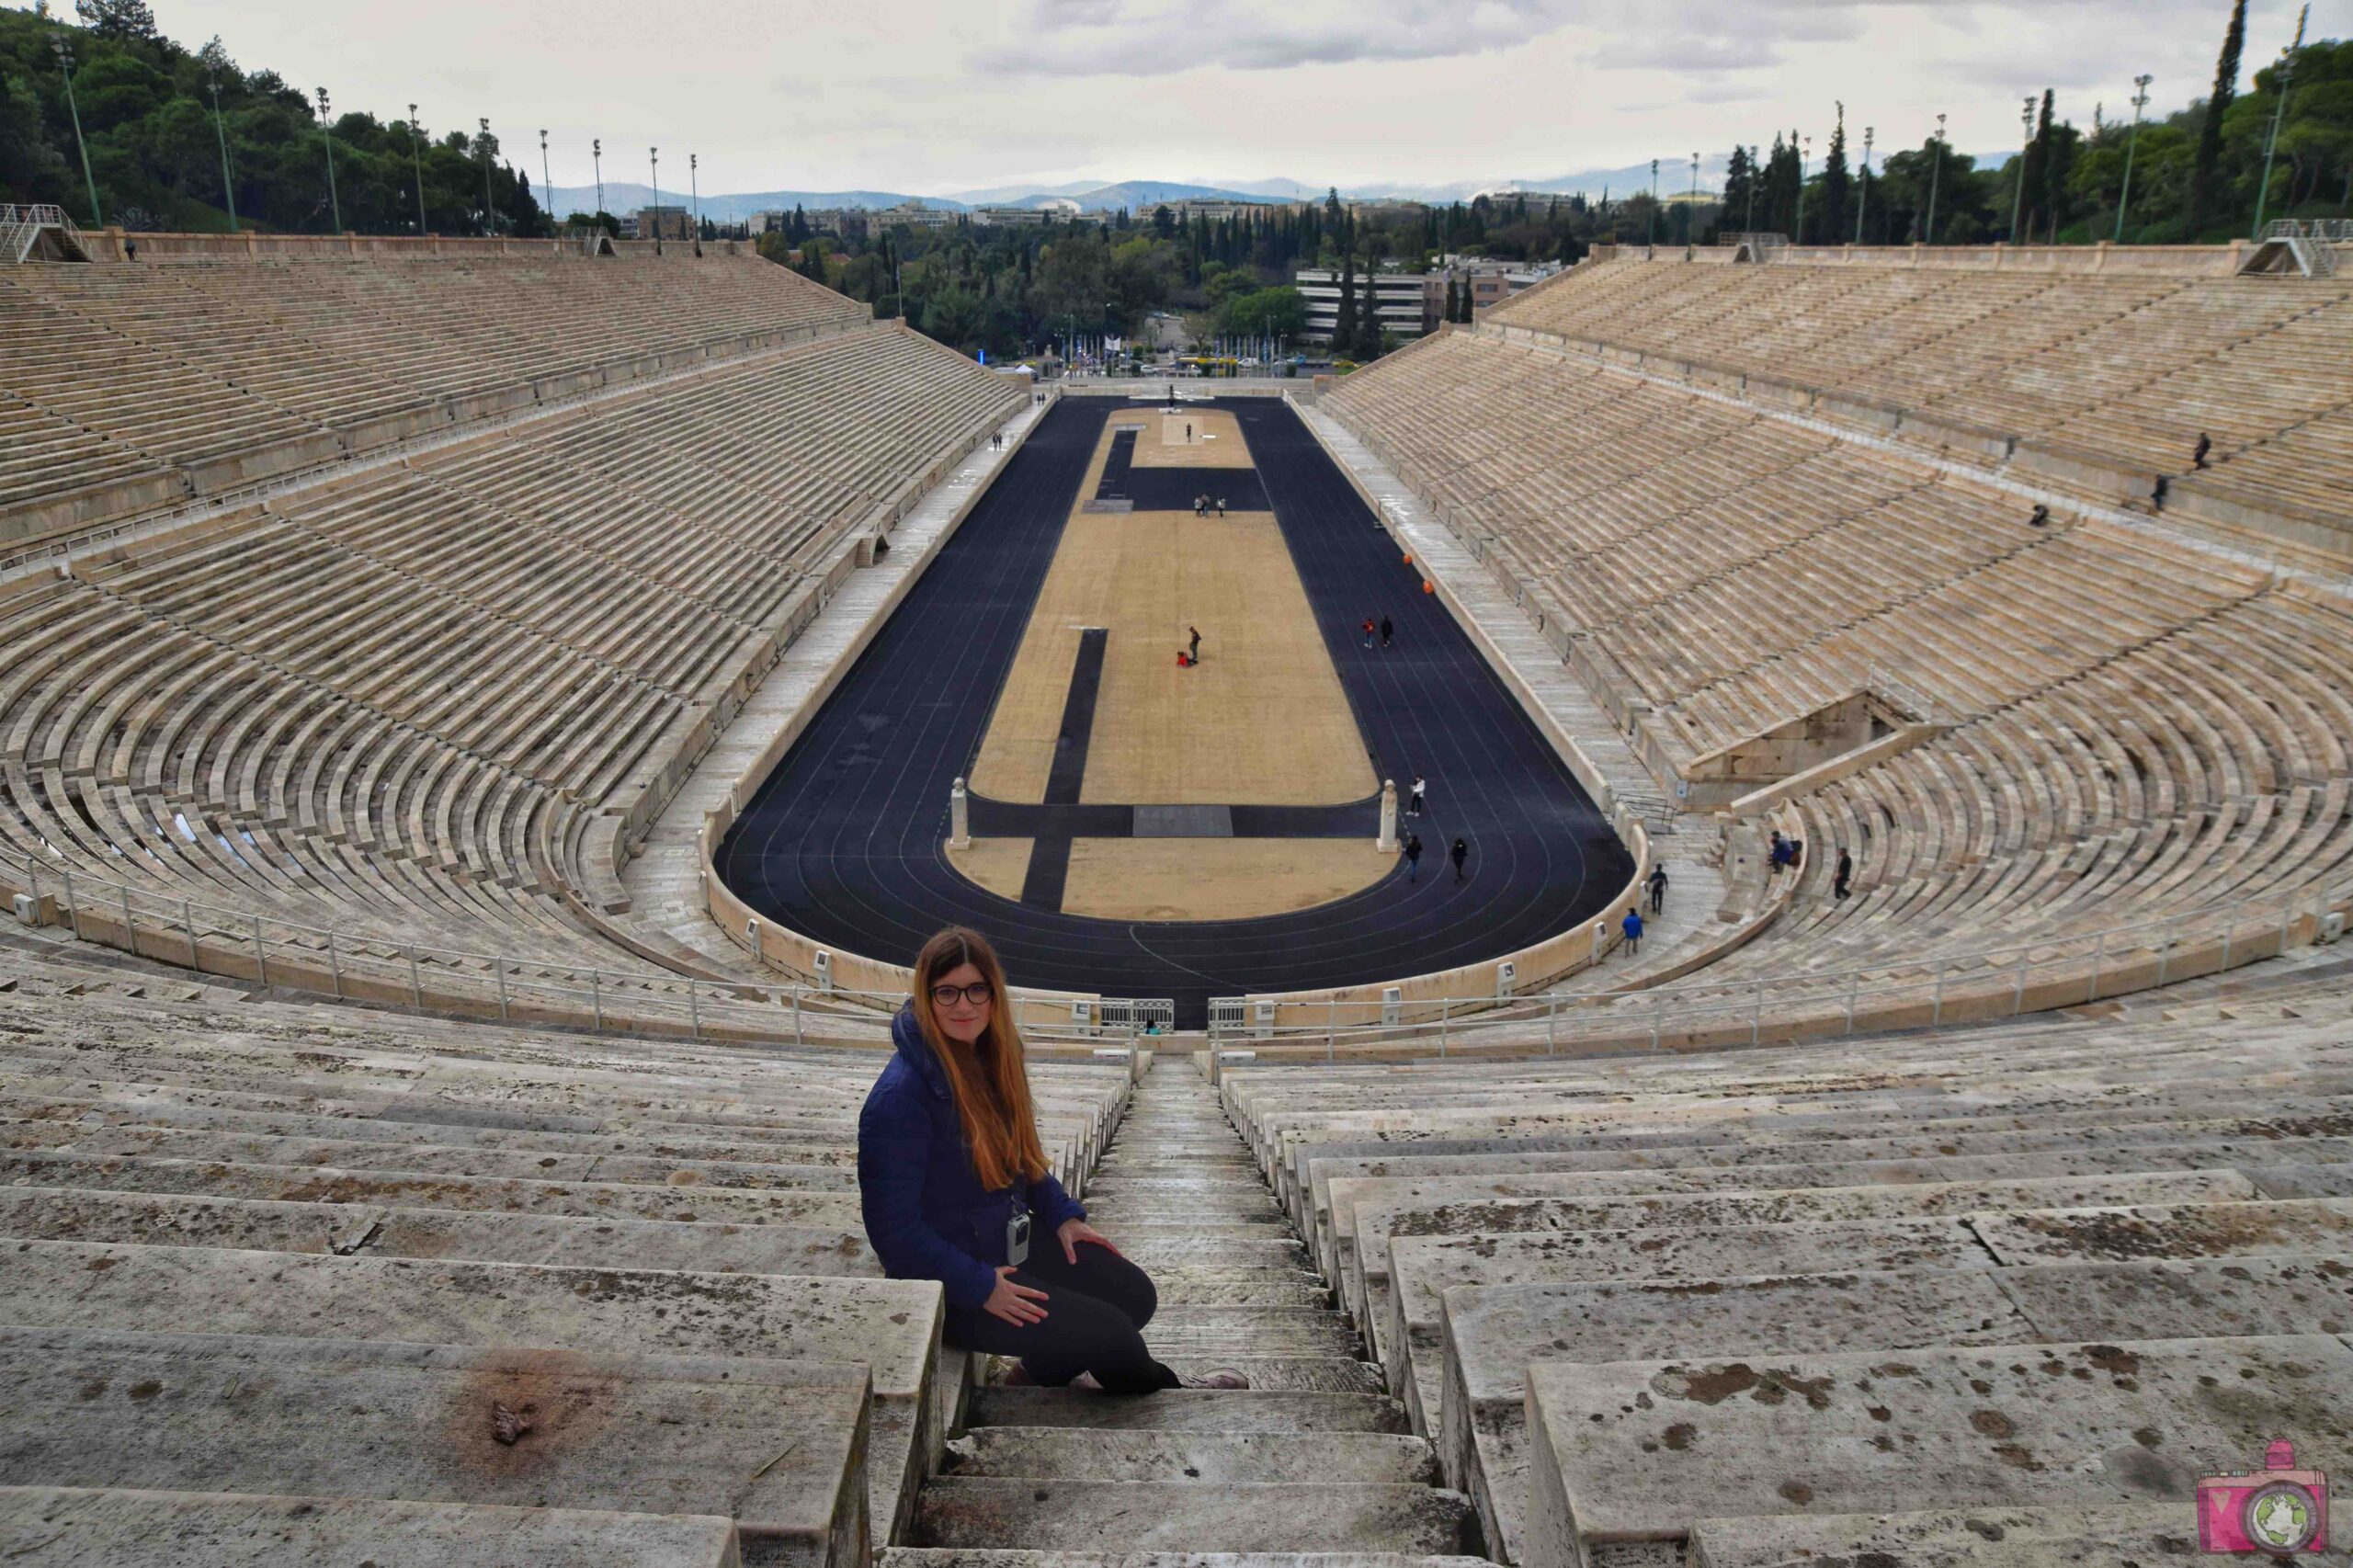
[0,846,1171,1054]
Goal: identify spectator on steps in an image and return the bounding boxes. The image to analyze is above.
[1834,847,1854,901]
[2193,432,2212,470]
[1768,831,1788,875]
[1188,626,1200,663]
[1621,906,1643,957]
[1450,837,1470,881]
[1647,864,1668,915]
[1404,832,1424,881]
[2028,503,2050,528]
[859,927,1248,1395]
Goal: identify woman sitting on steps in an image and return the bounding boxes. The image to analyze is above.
[858,926,1248,1393]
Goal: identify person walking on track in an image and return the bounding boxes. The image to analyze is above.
[860,927,1247,1395]
[1407,777,1426,816]
[1380,615,1393,649]
[1404,832,1423,881]
[1647,863,1667,915]
[1361,617,1377,649]
[1450,837,1469,881]
[1621,905,1643,957]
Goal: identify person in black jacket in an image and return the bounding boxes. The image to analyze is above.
[858,927,1245,1393]
[1450,837,1469,881]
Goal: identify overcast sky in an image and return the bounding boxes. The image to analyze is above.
[155,0,2349,196]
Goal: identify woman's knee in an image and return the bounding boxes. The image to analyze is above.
[1071,1244,1157,1326]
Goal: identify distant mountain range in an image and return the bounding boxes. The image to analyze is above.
[553,150,2024,225]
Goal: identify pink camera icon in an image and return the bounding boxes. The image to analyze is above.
[2200,1440,2327,1556]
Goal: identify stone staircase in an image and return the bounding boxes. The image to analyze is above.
[887,1056,1489,1568]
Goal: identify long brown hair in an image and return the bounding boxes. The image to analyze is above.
[912,927,1050,1191]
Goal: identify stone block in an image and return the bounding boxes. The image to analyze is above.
[0,1485,745,1567]
[0,1326,864,1568]
[0,1241,940,1546]
[1521,1335,2353,1568]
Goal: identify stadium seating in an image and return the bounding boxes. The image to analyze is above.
[0,935,1132,1558]
[1483,255,2353,542]
[0,252,870,540]
[1324,296,2353,1023]
[1219,955,2353,1564]
[0,255,1024,1019]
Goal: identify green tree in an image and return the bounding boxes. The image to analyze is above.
[74,0,156,40]
[2191,0,2249,233]
[1818,106,1851,243]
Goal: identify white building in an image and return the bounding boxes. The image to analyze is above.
[1292,268,1429,346]
[875,201,959,231]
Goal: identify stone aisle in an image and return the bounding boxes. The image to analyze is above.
[886,1054,1488,1567]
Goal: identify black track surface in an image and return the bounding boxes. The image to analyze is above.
[715,398,1631,1025]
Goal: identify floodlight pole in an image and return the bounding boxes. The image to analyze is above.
[479,118,495,236]
[1925,114,1946,244]
[1795,136,1811,244]
[1647,158,1658,251]
[1856,128,1873,243]
[1687,152,1699,256]
[540,130,552,241]
[316,87,341,235]
[650,147,662,254]
[592,138,605,223]
[2010,95,2034,242]
[1745,145,1758,233]
[207,69,238,233]
[2253,6,2309,237]
[410,104,426,234]
[2116,75,2152,241]
[689,153,701,244]
[50,38,102,229]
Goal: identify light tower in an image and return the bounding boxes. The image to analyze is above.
[540,130,552,241]
[479,118,496,235]
[409,104,427,234]
[1925,113,1947,244]
[1856,127,1873,244]
[207,65,237,233]
[1687,152,1699,256]
[2011,95,2036,242]
[689,153,701,251]
[2253,6,2310,237]
[1795,135,1811,244]
[650,146,662,254]
[1647,157,1659,251]
[2116,75,2153,241]
[50,36,102,228]
[316,87,341,235]
[592,138,605,223]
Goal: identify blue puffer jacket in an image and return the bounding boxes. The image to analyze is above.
[858,1003,1086,1311]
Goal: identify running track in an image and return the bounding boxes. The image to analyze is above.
[715,397,1632,1026]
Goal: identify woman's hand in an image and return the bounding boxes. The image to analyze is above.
[983,1266,1050,1326]
[1057,1218,1120,1264]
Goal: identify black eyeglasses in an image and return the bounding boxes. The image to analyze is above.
[930,982,994,1007]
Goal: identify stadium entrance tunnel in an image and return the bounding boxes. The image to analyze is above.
[712,396,1634,1028]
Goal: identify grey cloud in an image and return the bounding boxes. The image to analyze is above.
[974,0,1594,76]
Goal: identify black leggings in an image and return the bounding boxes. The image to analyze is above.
[942,1242,1180,1395]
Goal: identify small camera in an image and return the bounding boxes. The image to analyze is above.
[1006,1208,1031,1267]
[2200,1440,2327,1556]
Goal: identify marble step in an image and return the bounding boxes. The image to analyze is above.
[943,1428,1438,1484]
[963,1388,1408,1434]
[884,1551,1492,1568]
[913,1480,1477,1556]
[0,1486,744,1568]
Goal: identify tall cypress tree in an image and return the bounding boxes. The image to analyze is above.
[1336,254,1356,351]
[1820,107,1852,244]
[2189,0,2248,234]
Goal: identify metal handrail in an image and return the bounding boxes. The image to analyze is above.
[1206,872,2347,1055]
[0,846,1171,1050]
